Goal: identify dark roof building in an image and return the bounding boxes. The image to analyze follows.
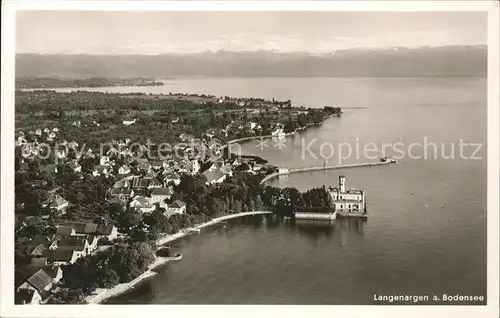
[151,187,174,196]
[24,269,53,293]
[15,289,39,304]
[132,177,151,189]
[57,236,87,252]
[63,222,98,235]
[55,226,76,236]
[97,224,116,236]
[45,249,76,263]
[170,200,186,209]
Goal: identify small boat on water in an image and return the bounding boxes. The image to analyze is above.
[380,156,397,163]
[186,228,201,234]
[170,253,183,261]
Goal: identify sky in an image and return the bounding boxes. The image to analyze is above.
[16,11,487,55]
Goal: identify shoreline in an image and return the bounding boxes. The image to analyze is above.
[86,211,272,304]
[74,108,336,305]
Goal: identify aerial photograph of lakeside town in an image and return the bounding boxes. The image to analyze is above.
[7,8,494,311]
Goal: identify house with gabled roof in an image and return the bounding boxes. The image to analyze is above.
[203,169,226,185]
[61,222,98,236]
[151,187,174,204]
[68,160,82,173]
[57,221,118,242]
[164,172,180,186]
[28,244,48,258]
[57,236,91,257]
[43,265,63,284]
[100,155,111,167]
[118,164,131,175]
[45,249,79,266]
[86,235,99,251]
[15,288,42,304]
[27,235,59,254]
[149,160,165,170]
[132,176,151,189]
[147,177,163,189]
[220,163,234,177]
[42,194,69,214]
[17,269,53,295]
[96,223,118,241]
[130,196,156,214]
[143,170,158,179]
[92,165,109,177]
[109,188,134,202]
[165,200,186,216]
[55,226,77,237]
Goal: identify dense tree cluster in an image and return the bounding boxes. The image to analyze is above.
[62,242,155,293]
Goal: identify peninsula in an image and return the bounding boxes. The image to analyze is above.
[14,88,347,304]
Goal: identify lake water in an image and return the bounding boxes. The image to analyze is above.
[54,78,487,304]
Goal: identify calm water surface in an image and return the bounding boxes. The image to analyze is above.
[58,78,487,304]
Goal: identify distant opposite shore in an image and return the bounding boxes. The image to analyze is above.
[15,45,487,79]
[15,77,165,89]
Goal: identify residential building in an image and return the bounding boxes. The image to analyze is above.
[59,222,97,236]
[132,176,151,190]
[43,194,69,214]
[55,226,77,237]
[28,235,59,253]
[165,200,186,216]
[109,188,134,202]
[164,172,181,186]
[87,235,99,251]
[118,165,131,175]
[150,187,174,204]
[45,250,78,266]
[220,163,233,177]
[15,288,42,305]
[149,160,165,170]
[68,160,81,173]
[130,196,156,214]
[44,266,63,284]
[28,244,47,257]
[58,221,118,242]
[122,118,136,125]
[17,269,53,295]
[147,178,163,189]
[92,165,109,177]
[100,156,111,166]
[57,236,92,257]
[96,223,118,241]
[203,169,226,185]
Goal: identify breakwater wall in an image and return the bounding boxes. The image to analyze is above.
[260,161,396,185]
[227,132,296,146]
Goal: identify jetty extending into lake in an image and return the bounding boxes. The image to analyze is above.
[260,160,397,185]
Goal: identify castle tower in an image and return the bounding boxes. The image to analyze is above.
[339,175,346,193]
[361,189,366,212]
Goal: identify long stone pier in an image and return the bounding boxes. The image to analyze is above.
[260,161,396,184]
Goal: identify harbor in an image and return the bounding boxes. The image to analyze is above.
[260,159,397,185]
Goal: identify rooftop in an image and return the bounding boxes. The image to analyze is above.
[26,269,53,293]
[170,200,186,209]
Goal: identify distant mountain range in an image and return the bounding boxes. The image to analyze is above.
[16,45,487,78]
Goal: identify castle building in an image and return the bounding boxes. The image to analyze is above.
[329,175,366,214]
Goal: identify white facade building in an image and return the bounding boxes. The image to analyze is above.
[329,176,366,214]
